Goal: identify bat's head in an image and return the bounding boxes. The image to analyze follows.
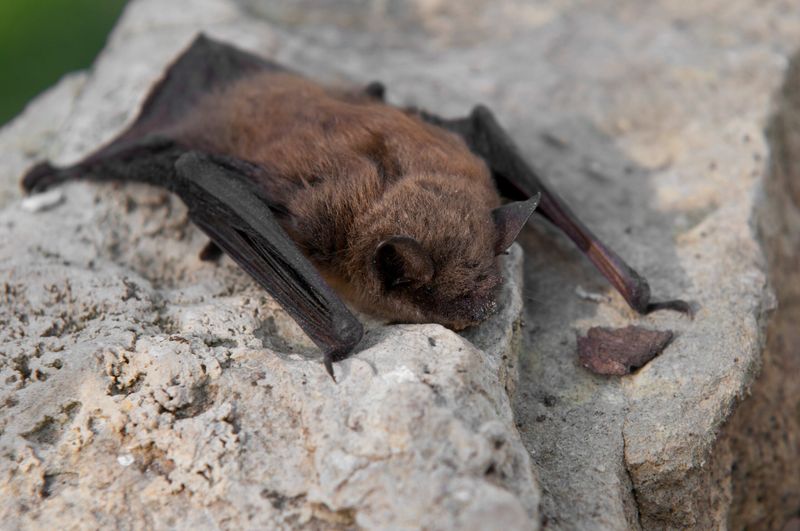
[353,175,539,330]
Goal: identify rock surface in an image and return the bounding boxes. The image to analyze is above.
[2,0,800,530]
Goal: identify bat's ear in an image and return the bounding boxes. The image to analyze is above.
[374,236,435,289]
[492,192,541,255]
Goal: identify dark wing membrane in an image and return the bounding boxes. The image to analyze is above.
[94,34,290,158]
[175,153,363,376]
[419,106,690,315]
[23,34,288,193]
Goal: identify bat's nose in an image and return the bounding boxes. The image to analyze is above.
[450,297,497,329]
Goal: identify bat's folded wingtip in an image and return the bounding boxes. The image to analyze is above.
[21,161,58,194]
[339,320,364,352]
[322,323,363,384]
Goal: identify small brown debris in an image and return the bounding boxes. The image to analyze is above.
[577,325,674,376]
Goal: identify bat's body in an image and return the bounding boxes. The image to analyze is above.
[22,36,688,377]
[174,72,507,328]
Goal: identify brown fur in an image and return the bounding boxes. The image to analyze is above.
[174,72,505,328]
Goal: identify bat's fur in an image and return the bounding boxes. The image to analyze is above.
[174,72,512,328]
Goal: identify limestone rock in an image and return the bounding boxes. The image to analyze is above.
[3,0,800,529]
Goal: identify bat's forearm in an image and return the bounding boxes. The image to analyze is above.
[422,105,690,316]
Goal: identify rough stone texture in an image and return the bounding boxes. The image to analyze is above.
[505,2,800,530]
[730,53,800,530]
[2,0,800,530]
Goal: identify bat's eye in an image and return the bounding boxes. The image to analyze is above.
[390,277,413,288]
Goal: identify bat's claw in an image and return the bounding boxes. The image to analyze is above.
[324,354,337,382]
[22,161,59,193]
[198,240,223,261]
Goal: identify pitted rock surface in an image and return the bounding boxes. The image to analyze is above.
[2,0,800,529]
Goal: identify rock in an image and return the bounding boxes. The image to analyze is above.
[0,173,534,528]
[3,0,800,529]
[505,2,800,530]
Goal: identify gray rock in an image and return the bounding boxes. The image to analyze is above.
[3,0,800,529]
[502,2,800,530]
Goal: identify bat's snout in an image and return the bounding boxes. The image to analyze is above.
[445,296,498,331]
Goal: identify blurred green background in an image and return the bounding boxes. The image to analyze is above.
[0,0,128,125]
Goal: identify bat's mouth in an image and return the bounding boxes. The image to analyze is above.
[444,298,498,331]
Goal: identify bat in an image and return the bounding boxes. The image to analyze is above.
[21,35,689,378]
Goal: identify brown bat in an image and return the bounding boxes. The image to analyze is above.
[21,35,688,378]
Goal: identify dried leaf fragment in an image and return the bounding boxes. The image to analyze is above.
[577,325,674,376]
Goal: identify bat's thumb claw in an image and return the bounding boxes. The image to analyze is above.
[324,355,337,383]
[22,161,58,193]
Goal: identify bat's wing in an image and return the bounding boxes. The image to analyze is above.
[174,153,363,377]
[21,36,363,377]
[420,105,690,315]
[96,34,290,161]
[23,34,288,193]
